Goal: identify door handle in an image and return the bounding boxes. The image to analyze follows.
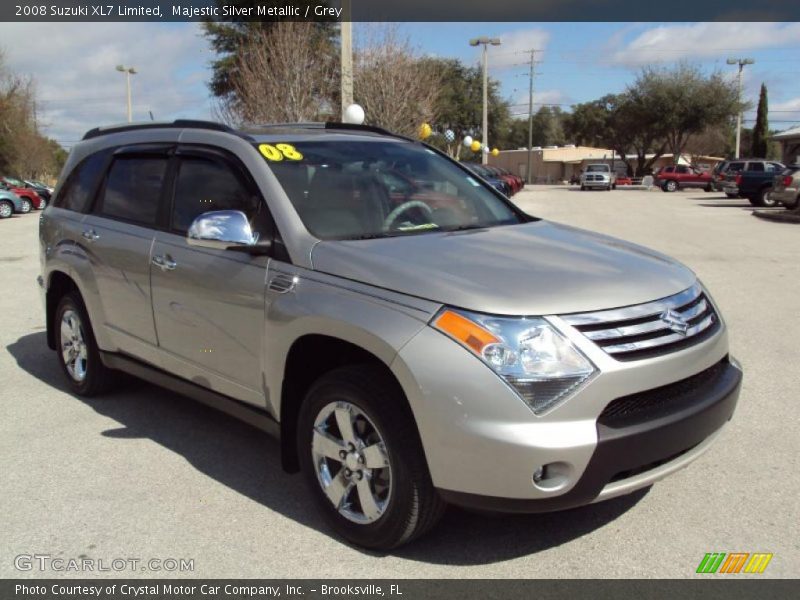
[81,229,99,242]
[152,255,177,271]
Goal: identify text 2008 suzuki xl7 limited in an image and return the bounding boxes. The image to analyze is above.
[39,120,742,549]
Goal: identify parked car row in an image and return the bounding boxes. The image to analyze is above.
[0,176,51,218]
[462,163,523,197]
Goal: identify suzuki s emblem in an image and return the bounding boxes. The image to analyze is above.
[660,309,689,335]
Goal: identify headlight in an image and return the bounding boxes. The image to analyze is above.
[432,309,597,414]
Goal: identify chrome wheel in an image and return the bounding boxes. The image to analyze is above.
[0,202,11,218]
[38,199,47,210]
[60,309,88,382]
[311,401,392,524]
[19,198,32,213]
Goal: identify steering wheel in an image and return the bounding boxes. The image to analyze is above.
[383,200,433,231]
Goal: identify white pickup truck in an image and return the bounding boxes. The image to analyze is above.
[580,164,616,191]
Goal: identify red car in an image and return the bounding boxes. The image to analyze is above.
[616,175,633,186]
[654,165,713,192]
[487,166,522,195]
[0,177,45,210]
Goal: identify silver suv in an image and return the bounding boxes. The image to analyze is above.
[39,120,742,549]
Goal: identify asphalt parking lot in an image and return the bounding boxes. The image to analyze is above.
[2,186,798,579]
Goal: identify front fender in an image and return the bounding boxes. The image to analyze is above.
[262,266,440,418]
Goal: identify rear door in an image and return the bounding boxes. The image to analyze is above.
[82,145,171,365]
[149,146,274,405]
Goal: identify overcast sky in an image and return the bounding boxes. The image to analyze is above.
[0,21,798,150]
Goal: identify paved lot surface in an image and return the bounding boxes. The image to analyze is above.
[2,186,798,579]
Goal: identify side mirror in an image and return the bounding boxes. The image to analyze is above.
[187,210,257,251]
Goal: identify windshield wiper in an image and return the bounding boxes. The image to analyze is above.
[441,224,488,233]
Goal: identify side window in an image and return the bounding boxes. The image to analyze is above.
[98,156,168,226]
[171,157,271,237]
[676,166,689,174]
[728,162,744,173]
[663,166,674,173]
[53,150,110,212]
[748,162,764,172]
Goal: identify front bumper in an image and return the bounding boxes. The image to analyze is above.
[393,312,738,510]
[439,357,741,513]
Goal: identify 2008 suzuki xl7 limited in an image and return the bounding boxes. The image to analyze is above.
[39,120,742,549]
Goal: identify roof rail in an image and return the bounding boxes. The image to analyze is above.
[324,121,415,142]
[243,121,414,142]
[82,119,248,141]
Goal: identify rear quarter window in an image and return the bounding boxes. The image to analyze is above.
[53,149,111,212]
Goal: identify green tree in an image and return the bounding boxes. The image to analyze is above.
[630,63,740,164]
[751,83,769,158]
[421,58,510,159]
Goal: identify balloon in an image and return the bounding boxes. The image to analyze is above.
[463,136,473,148]
[483,146,490,154]
[343,104,365,125]
[419,123,432,140]
[444,129,455,142]
[470,140,482,152]
[491,148,500,157]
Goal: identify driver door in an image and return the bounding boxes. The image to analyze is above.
[150,147,274,406]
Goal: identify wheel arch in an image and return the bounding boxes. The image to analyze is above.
[45,270,80,350]
[278,333,410,474]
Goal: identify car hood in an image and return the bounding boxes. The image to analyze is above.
[310,221,696,316]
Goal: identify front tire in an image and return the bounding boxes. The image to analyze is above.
[18,198,32,213]
[55,292,114,396]
[726,192,739,199]
[663,180,678,192]
[297,365,445,549]
[0,200,12,219]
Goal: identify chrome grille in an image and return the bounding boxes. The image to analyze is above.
[561,283,719,361]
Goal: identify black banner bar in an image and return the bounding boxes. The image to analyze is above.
[3,579,799,600]
[3,0,800,22]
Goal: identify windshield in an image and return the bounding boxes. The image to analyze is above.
[259,140,525,240]
[4,177,24,186]
[586,165,609,173]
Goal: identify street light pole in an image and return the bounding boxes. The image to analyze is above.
[526,49,536,185]
[340,0,353,119]
[116,65,137,123]
[470,37,501,165]
[727,57,754,159]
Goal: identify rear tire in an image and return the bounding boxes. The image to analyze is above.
[0,200,12,219]
[704,184,713,192]
[726,192,738,199]
[54,292,115,396]
[37,198,47,210]
[297,365,445,549]
[18,198,32,213]
[758,186,777,208]
[663,180,678,192]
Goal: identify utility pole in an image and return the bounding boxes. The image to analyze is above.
[727,57,754,159]
[470,37,501,165]
[526,49,536,185]
[116,65,137,122]
[340,0,353,119]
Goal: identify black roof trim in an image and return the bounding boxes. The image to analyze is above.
[243,121,415,143]
[82,120,253,141]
